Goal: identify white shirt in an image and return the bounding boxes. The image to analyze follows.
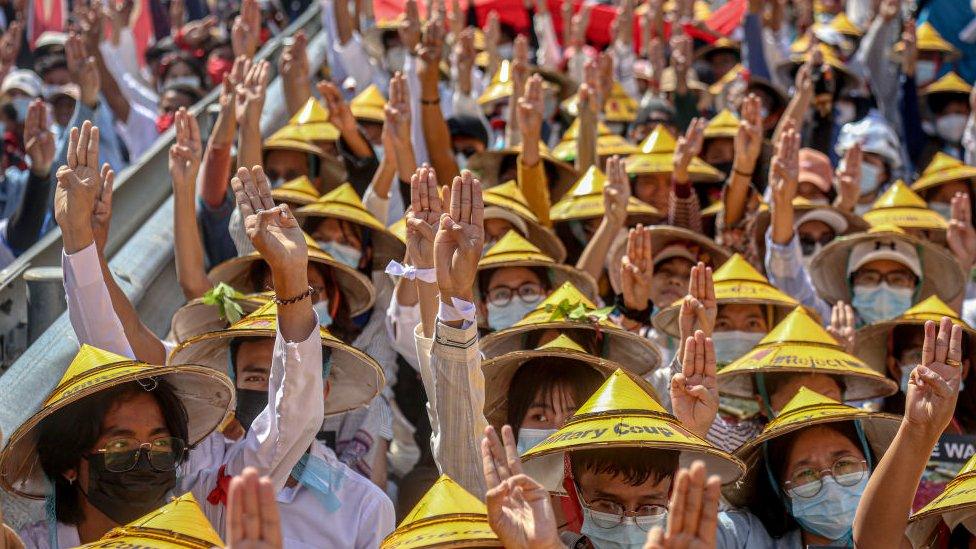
[17,521,80,549]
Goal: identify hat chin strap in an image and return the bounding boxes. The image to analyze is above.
[561,453,584,533]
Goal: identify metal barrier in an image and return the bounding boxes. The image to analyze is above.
[0,2,328,528]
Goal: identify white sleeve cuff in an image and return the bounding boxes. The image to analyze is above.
[63,243,102,287]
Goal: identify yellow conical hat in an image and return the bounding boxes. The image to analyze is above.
[262,134,325,158]
[389,217,406,244]
[549,165,662,223]
[724,387,901,507]
[922,72,973,97]
[270,175,321,207]
[863,180,947,232]
[694,37,741,61]
[382,475,499,548]
[895,21,960,60]
[717,308,898,401]
[169,301,385,417]
[778,44,860,90]
[465,142,579,198]
[350,84,387,123]
[830,12,863,37]
[626,125,724,182]
[480,281,663,370]
[79,493,224,548]
[703,109,740,140]
[207,230,375,316]
[560,118,613,143]
[295,183,406,266]
[478,60,514,106]
[912,152,976,194]
[855,295,976,376]
[268,97,340,142]
[476,230,598,304]
[484,180,566,261]
[908,452,976,547]
[0,346,233,498]
[552,132,640,162]
[481,333,651,428]
[559,82,639,123]
[652,254,799,338]
[522,370,745,490]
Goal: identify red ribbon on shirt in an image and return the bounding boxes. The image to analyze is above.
[207,465,232,506]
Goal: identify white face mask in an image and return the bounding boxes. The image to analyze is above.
[899,362,914,393]
[454,152,468,170]
[835,101,856,125]
[516,428,556,455]
[373,144,385,162]
[318,240,363,269]
[859,161,883,195]
[385,46,407,73]
[936,113,968,144]
[497,43,514,60]
[931,201,952,220]
[851,282,914,325]
[165,75,202,89]
[711,330,765,365]
[11,96,31,121]
[915,60,938,85]
[487,298,541,331]
[312,299,333,327]
[580,506,667,549]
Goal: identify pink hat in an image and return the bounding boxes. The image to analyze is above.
[798,148,833,194]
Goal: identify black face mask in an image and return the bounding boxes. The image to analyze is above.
[235,388,268,432]
[82,452,176,525]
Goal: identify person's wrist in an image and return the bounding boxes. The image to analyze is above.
[61,222,95,254]
[30,162,51,178]
[271,265,310,296]
[899,418,942,451]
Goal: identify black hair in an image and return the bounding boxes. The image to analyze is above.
[928,94,969,117]
[749,422,871,538]
[162,82,205,105]
[477,265,552,302]
[159,51,206,87]
[571,447,679,487]
[36,380,188,525]
[506,359,603,432]
[758,373,847,410]
[144,37,176,66]
[34,55,68,79]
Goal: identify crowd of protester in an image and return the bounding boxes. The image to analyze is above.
[1,0,976,546]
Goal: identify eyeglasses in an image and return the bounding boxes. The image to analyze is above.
[783,457,868,498]
[487,282,544,307]
[584,498,669,531]
[851,269,917,289]
[87,436,187,473]
[799,234,834,255]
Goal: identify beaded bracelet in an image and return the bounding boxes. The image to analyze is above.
[274,285,315,306]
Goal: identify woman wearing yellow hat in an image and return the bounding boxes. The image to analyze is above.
[911,71,972,171]
[912,152,976,219]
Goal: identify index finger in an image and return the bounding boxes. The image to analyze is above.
[449,175,462,220]
[921,320,937,368]
[411,170,423,212]
[501,425,523,475]
[67,126,79,168]
[251,165,276,210]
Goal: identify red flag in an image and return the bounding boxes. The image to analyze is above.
[704,0,746,37]
[29,0,66,49]
[128,0,155,67]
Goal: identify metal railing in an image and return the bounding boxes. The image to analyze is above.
[0,2,328,528]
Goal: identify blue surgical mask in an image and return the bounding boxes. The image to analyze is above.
[319,240,363,269]
[859,161,882,194]
[374,144,385,162]
[313,299,333,327]
[788,473,867,543]
[487,298,540,331]
[851,282,913,325]
[711,330,765,365]
[580,505,667,549]
[516,428,556,455]
[916,60,938,85]
[11,97,30,121]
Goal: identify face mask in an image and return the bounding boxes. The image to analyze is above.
[569,220,590,246]
[320,157,349,185]
[516,428,556,455]
[81,452,177,525]
[835,101,856,125]
[859,161,882,194]
[165,75,202,89]
[931,201,952,220]
[899,363,913,393]
[207,56,234,86]
[385,46,406,73]
[759,106,770,120]
[788,473,867,542]
[313,299,333,327]
[487,298,540,331]
[916,60,938,85]
[606,122,626,136]
[374,144,385,162]
[156,112,176,133]
[454,152,468,170]
[851,282,913,325]
[711,161,734,177]
[936,114,967,144]
[235,388,269,431]
[11,96,30,121]
[497,43,514,59]
[270,177,286,189]
[801,245,821,270]
[712,330,765,365]
[319,241,363,269]
[580,505,668,549]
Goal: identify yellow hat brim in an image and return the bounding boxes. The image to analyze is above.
[550,195,663,224]
[908,474,976,547]
[863,207,948,232]
[270,188,320,207]
[295,204,407,268]
[912,167,976,194]
[381,516,500,548]
[352,105,386,123]
[626,154,725,183]
[652,283,798,339]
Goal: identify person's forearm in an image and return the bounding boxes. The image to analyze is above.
[5,170,51,252]
[272,264,316,342]
[98,250,167,364]
[393,140,417,182]
[770,200,794,245]
[334,0,354,45]
[200,143,233,208]
[369,156,396,202]
[517,154,550,225]
[283,78,311,118]
[576,107,597,172]
[853,424,933,549]
[421,98,460,183]
[94,51,130,124]
[773,90,812,144]
[901,75,925,166]
[724,172,753,227]
[576,217,620,281]
[506,93,521,148]
[340,127,373,159]
[417,280,438,338]
[237,118,262,170]
[174,185,213,300]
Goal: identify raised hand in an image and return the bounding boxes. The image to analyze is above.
[417,13,446,85]
[768,119,800,207]
[678,262,717,347]
[24,99,54,177]
[834,142,862,213]
[644,461,721,549]
[517,74,545,146]
[733,93,763,176]
[827,301,856,354]
[905,318,963,443]
[561,0,574,44]
[406,165,442,269]
[231,166,308,274]
[169,107,202,193]
[511,35,530,98]
[92,162,114,254]
[235,60,270,126]
[168,0,185,28]
[434,170,484,304]
[226,467,283,549]
[948,192,976,274]
[614,0,634,46]
[453,26,476,96]
[386,71,412,145]
[66,31,99,108]
[278,31,308,90]
[596,51,614,107]
[674,118,706,185]
[877,0,898,23]
[604,155,631,228]
[181,15,218,48]
[317,80,357,134]
[901,19,917,78]
[569,4,591,50]
[399,0,422,53]
[55,121,102,253]
[482,425,561,549]
[232,0,261,58]
[0,20,23,74]
[670,331,719,439]
[621,224,655,312]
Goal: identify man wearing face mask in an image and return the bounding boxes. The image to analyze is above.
[914,72,972,169]
[835,113,903,214]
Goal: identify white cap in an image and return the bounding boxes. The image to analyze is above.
[34,31,67,50]
[835,111,902,170]
[483,206,528,236]
[797,208,849,234]
[847,238,921,278]
[654,243,699,266]
[1,69,42,98]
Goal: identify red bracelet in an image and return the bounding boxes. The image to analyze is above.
[273,286,315,306]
